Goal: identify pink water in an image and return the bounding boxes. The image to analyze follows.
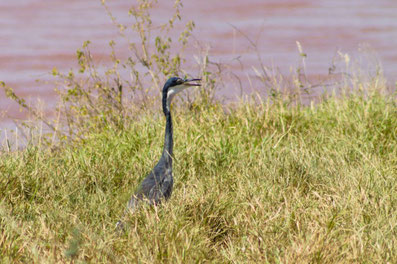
[1,0,397,130]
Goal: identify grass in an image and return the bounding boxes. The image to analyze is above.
[0,89,396,263]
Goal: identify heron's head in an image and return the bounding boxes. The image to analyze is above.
[162,77,201,113]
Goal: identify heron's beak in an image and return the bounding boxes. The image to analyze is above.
[183,78,201,86]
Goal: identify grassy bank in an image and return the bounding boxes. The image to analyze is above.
[1,90,396,263]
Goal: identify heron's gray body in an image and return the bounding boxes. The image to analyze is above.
[127,150,174,210]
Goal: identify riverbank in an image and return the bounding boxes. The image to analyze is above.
[1,86,396,262]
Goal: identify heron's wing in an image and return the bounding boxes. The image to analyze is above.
[160,170,173,200]
[138,171,159,196]
[138,169,172,203]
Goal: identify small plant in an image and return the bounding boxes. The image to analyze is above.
[2,0,202,145]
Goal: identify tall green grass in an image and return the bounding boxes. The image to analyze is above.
[1,90,396,263]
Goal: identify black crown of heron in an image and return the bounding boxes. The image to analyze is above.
[116,77,201,230]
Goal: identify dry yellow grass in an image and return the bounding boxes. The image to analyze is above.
[1,90,396,263]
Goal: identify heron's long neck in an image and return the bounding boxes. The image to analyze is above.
[162,101,173,163]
